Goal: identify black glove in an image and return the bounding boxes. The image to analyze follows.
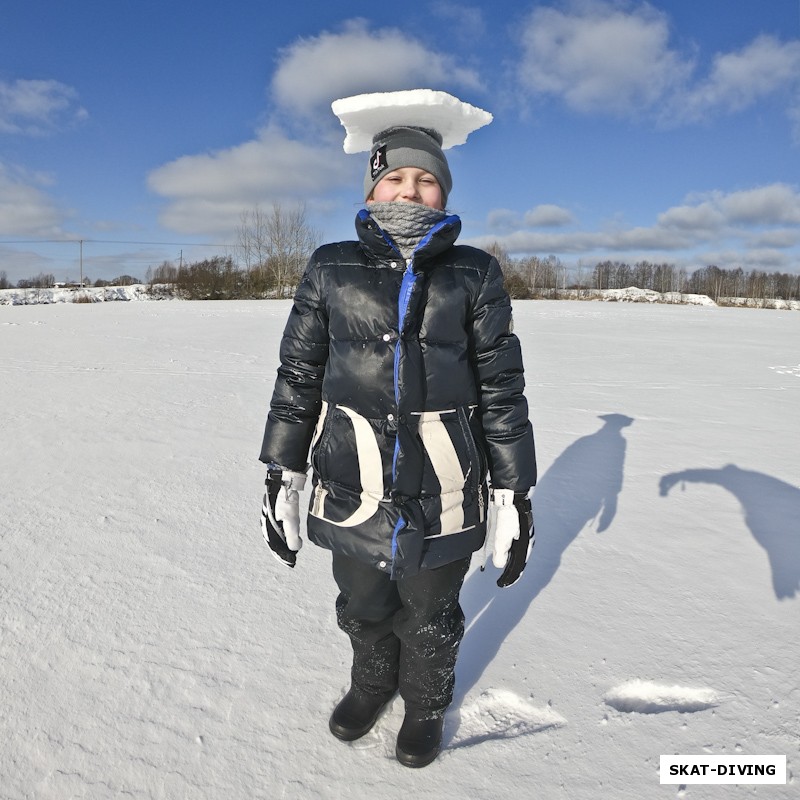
[487,489,535,588]
[260,466,306,568]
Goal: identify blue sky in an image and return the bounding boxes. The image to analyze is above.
[1,0,799,283]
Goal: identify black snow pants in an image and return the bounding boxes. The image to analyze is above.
[332,553,471,720]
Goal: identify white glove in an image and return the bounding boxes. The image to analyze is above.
[490,489,520,567]
[484,488,535,587]
[261,467,307,567]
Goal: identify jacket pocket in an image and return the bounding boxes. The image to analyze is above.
[416,405,484,494]
[415,405,486,533]
[309,400,331,476]
[309,404,386,528]
[311,403,385,494]
[457,405,487,489]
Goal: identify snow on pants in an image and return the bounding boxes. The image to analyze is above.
[332,553,471,719]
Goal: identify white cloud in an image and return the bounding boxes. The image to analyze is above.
[0,79,88,135]
[473,183,800,267]
[657,202,725,232]
[487,204,574,233]
[0,163,67,235]
[486,208,522,232]
[717,184,800,225]
[147,126,350,235]
[746,229,800,249]
[270,19,484,121]
[469,226,692,256]
[524,204,575,227]
[517,1,691,115]
[515,2,800,131]
[679,35,800,121]
[657,184,800,242]
[697,247,792,272]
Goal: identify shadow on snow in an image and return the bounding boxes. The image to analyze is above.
[660,465,800,601]
[448,413,634,741]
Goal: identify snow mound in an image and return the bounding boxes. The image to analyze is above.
[600,287,716,306]
[604,680,721,714]
[0,284,176,305]
[331,89,493,153]
[448,688,566,749]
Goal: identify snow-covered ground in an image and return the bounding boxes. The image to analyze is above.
[1,299,797,799]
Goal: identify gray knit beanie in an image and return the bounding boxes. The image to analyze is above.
[364,126,452,205]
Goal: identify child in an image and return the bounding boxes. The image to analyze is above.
[259,90,536,768]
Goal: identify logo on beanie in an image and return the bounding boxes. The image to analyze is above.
[370,145,388,180]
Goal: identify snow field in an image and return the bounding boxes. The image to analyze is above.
[0,299,797,799]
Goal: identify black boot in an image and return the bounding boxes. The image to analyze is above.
[395,715,444,768]
[329,688,392,741]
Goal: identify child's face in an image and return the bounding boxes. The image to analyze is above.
[370,168,444,210]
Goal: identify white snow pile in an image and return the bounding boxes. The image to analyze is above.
[598,287,715,306]
[448,688,566,748]
[331,89,493,153]
[1,299,797,799]
[597,287,800,309]
[0,284,175,305]
[603,680,721,714]
[719,295,800,310]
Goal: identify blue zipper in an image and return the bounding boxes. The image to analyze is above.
[393,265,417,407]
[391,517,404,558]
[370,211,459,563]
[390,214,457,413]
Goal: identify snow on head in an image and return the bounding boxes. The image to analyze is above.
[331,89,493,153]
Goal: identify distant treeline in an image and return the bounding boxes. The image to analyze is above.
[592,260,800,303]
[492,249,800,303]
[0,258,302,300]
[138,254,800,304]
[139,256,300,300]
[5,256,800,305]
[0,271,142,290]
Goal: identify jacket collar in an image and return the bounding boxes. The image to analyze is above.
[355,208,462,267]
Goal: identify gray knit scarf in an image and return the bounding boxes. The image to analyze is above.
[366,201,447,259]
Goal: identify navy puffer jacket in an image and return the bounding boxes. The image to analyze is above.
[260,209,536,578]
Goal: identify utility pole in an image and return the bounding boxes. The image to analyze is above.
[79,239,84,287]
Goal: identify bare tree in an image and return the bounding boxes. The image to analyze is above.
[236,203,320,296]
[574,261,588,296]
[520,255,541,296]
[485,241,511,270]
[236,206,271,274]
[146,261,178,285]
